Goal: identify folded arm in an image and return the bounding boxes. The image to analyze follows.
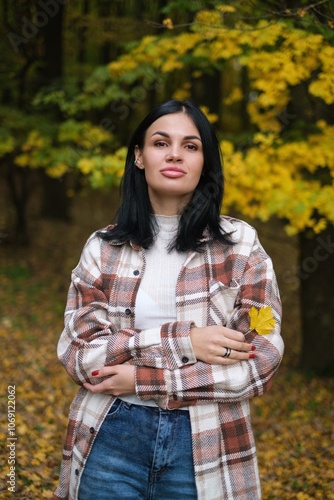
[57,236,199,385]
[134,242,284,408]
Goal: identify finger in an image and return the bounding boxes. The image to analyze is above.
[217,339,253,353]
[219,328,254,352]
[91,366,117,378]
[223,327,245,342]
[223,336,254,353]
[213,350,255,365]
[222,348,255,360]
[83,380,114,394]
[214,358,239,365]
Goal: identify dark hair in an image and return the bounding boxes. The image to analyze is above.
[99,99,234,251]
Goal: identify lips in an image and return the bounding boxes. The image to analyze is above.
[160,167,186,178]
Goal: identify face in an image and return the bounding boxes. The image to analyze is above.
[135,112,204,214]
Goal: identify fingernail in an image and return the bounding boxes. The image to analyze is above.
[251,345,256,351]
[249,353,255,359]
[91,370,99,376]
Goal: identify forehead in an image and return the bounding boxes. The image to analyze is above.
[145,112,199,137]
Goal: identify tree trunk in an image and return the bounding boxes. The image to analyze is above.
[299,225,334,376]
[6,161,31,245]
[41,173,71,221]
[39,4,71,220]
[41,3,64,85]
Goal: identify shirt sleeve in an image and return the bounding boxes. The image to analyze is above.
[57,235,196,385]
[135,235,284,408]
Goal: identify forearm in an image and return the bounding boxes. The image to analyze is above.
[135,329,284,408]
[58,306,196,384]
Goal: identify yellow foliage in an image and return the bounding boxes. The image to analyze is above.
[238,20,284,49]
[14,153,31,167]
[199,106,218,124]
[21,130,45,151]
[224,87,243,105]
[195,9,223,27]
[204,38,242,60]
[46,162,68,179]
[309,72,334,104]
[161,56,184,73]
[172,82,191,100]
[246,102,284,133]
[216,5,236,14]
[77,157,94,175]
[222,120,334,234]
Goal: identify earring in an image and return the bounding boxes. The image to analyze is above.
[135,159,144,169]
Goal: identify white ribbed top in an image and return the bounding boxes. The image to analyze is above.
[121,215,188,408]
[135,215,186,330]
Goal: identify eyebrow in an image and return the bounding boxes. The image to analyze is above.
[151,131,202,142]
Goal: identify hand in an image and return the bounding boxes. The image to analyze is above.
[190,325,255,365]
[83,364,136,396]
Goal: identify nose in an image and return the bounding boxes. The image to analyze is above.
[166,146,183,163]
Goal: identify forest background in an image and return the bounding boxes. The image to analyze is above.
[0,0,334,498]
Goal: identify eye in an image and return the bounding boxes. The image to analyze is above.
[185,143,198,151]
[154,140,168,147]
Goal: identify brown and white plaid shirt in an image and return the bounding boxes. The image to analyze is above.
[53,216,283,500]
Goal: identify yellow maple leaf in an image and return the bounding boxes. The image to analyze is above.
[248,306,276,335]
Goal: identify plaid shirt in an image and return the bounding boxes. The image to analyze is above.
[53,217,283,500]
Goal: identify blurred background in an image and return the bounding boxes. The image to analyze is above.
[1,1,333,498]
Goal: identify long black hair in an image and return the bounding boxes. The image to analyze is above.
[99,99,234,251]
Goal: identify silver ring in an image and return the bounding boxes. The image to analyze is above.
[223,347,231,358]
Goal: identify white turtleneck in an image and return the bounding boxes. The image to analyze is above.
[120,215,188,408]
[135,215,186,330]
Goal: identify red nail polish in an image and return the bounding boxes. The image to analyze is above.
[249,353,255,359]
[91,370,99,376]
[251,345,256,351]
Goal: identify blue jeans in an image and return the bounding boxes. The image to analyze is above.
[78,399,197,500]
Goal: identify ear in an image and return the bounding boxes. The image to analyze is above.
[134,145,144,169]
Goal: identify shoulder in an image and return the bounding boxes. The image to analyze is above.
[85,224,124,248]
[219,216,272,266]
[219,215,258,245]
[79,225,124,263]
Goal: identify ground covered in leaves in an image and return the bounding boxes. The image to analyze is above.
[1,194,334,499]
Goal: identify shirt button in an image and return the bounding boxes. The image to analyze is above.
[125,308,131,316]
[89,427,95,434]
[133,270,140,276]
[75,469,79,476]
[182,356,189,364]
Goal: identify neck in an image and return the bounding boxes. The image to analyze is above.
[149,190,191,216]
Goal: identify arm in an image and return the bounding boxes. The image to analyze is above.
[134,240,284,409]
[57,234,197,385]
[84,246,283,407]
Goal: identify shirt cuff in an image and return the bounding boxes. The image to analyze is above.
[160,321,197,369]
[135,365,168,408]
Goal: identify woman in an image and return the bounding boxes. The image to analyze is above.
[53,99,284,500]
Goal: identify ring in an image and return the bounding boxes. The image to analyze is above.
[223,347,231,358]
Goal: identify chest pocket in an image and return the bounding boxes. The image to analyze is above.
[208,279,240,326]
